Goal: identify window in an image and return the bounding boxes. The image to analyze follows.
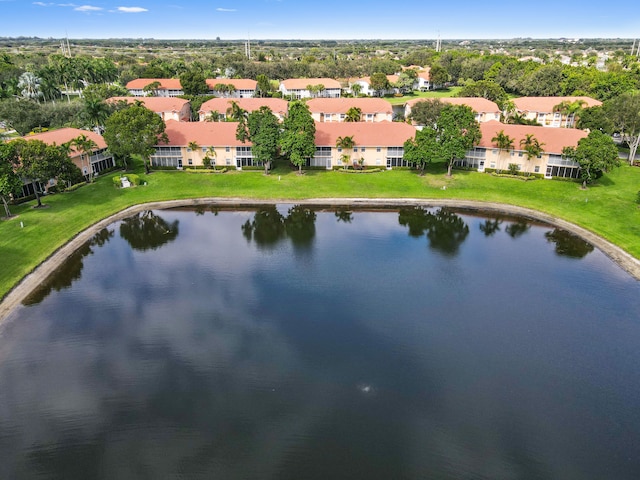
[534,166,540,173]
[492,149,498,155]
[188,159,193,165]
[518,152,523,157]
[376,147,381,153]
[353,147,358,152]
[337,147,342,153]
[225,146,230,152]
[202,147,207,152]
[361,147,366,152]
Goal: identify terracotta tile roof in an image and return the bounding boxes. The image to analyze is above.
[280,78,342,90]
[107,96,189,112]
[406,97,501,113]
[206,78,257,90]
[314,121,416,147]
[126,78,183,90]
[307,98,393,115]
[19,128,107,155]
[199,97,288,115]
[477,120,587,154]
[161,120,250,147]
[512,96,602,113]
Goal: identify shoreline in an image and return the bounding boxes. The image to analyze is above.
[1,197,639,324]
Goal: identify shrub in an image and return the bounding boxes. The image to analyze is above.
[64,182,86,192]
[508,163,519,175]
[127,173,141,186]
[112,176,122,188]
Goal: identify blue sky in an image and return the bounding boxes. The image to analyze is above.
[1,0,639,40]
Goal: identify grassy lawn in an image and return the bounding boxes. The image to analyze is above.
[385,87,463,105]
[1,159,640,300]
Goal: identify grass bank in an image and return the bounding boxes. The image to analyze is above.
[1,159,639,300]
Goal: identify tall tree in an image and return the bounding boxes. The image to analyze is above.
[279,100,316,173]
[562,130,620,189]
[350,83,362,97]
[344,107,362,122]
[71,134,98,182]
[179,69,208,96]
[434,104,482,176]
[369,72,390,97]
[404,127,444,174]
[0,141,22,218]
[226,101,247,122]
[428,64,449,89]
[519,134,545,175]
[103,104,168,173]
[237,106,280,175]
[13,139,69,207]
[335,135,355,169]
[256,74,272,98]
[17,72,43,103]
[491,129,514,172]
[408,99,445,127]
[606,92,640,165]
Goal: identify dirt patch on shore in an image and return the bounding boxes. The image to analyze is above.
[2,198,639,325]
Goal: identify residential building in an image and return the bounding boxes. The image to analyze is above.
[312,121,416,169]
[511,96,602,128]
[126,78,184,97]
[348,75,400,97]
[152,120,260,170]
[405,97,502,124]
[198,98,288,121]
[20,128,114,177]
[279,78,342,99]
[457,120,587,178]
[307,98,393,123]
[416,68,432,91]
[106,97,192,122]
[206,79,257,98]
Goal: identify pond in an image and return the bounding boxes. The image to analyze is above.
[1,205,639,480]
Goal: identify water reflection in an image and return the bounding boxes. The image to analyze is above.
[479,218,503,237]
[3,207,639,480]
[242,205,316,250]
[398,207,469,255]
[335,208,353,223]
[22,228,114,306]
[119,210,179,251]
[505,219,530,238]
[545,229,594,258]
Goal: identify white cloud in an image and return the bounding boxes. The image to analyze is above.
[74,4,102,11]
[216,7,236,12]
[33,1,52,5]
[117,6,148,12]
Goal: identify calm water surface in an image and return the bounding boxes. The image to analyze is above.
[1,205,639,480]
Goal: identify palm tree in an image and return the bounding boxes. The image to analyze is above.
[187,141,200,167]
[143,81,161,97]
[519,134,545,176]
[71,134,98,182]
[203,146,216,169]
[17,72,43,102]
[345,107,362,122]
[553,99,586,128]
[491,129,514,173]
[226,101,247,122]
[335,135,355,169]
[205,110,222,122]
[351,83,362,97]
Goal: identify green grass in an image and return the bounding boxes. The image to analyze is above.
[2,159,640,301]
[385,87,463,105]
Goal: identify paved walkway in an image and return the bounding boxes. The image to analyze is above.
[1,198,639,325]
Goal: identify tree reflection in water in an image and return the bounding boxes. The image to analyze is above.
[22,228,114,306]
[242,205,316,250]
[505,220,530,238]
[335,208,353,223]
[479,218,503,237]
[545,229,594,258]
[398,207,470,256]
[119,210,179,251]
